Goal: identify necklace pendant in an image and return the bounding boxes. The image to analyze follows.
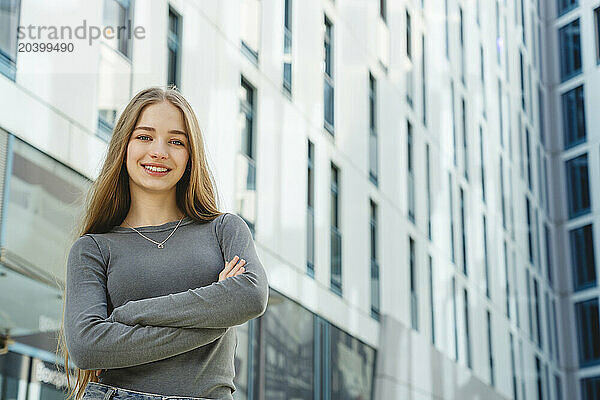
[157,243,164,249]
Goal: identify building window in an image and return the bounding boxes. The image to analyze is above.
[480,45,487,119]
[410,237,418,331]
[562,85,586,149]
[449,173,455,264]
[558,0,578,16]
[464,289,472,368]
[330,322,377,399]
[526,269,534,341]
[452,276,459,361]
[526,127,532,191]
[406,10,412,60]
[581,375,600,400]
[262,291,315,397]
[369,73,378,185]
[570,224,597,291]
[459,6,465,83]
[97,109,117,141]
[483,215,490,298]
[422,34,427,126]
[307,140,315,277]
[594,7,600,64]
[534,279,542,348]
[406,10,413,108]
[428,254,435,345]
[559,19,581,82]
[514,250,520,329]
[526,196,533,264]
[552,298,560,362]
[480,127,486,203]
[504,241,510,318]
[500,157,507,230]
[575,298,600,366]
[520,50,525,110]
[240,0,261,63]
[556,375,563,400]
[324,16,334,133]
[167,6,182,88]
[0,0,21,81]
[103,0,132,58]
[496,1,501,64]
[462,97,468,180]
[565,153,591,218]
[510,333,518,400]
[426,143,432,240]
[451,80,457,166]
[283,0,292,94]
[330,163,342,295]
[406,121,415,224]
[445,0,449,59]
[407,121,415,224]
[238,77,257,234]
[1,135,91,283]
[370,199,380,320]
[460,187,467,276]
[487,310,494,386]
[380,0,386,22]
[535,356,543,400]
[546,291,554,359]
[545,224,553,286]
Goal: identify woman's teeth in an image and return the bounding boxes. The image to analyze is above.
[144,165,169,172]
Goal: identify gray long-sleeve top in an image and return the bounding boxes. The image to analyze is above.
[64,212,269,399]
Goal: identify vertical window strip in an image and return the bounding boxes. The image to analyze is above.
[464,289,472,368]
[487,310,495,386]
[307,140,315,277]
[429,254,435,345]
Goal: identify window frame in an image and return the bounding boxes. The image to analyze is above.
[0,0,22,81]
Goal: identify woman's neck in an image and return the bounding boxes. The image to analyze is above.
[124,189,184,227]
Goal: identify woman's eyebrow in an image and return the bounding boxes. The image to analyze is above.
[134,126,187,136]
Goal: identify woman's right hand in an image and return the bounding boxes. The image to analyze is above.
[218,255,246,282]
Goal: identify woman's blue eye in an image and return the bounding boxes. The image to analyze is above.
[137,135,184,146]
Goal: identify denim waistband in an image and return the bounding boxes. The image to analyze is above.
[85,381,212,400]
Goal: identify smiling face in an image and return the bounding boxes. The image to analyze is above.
[125,101,190,196]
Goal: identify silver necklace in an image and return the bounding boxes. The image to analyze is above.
[124,215,185,249]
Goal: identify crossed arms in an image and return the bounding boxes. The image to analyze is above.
[64,213,268,370]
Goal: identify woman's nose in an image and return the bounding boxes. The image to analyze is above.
[149,141,169,158]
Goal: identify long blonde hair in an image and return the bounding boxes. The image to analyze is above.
[55,86,223,399]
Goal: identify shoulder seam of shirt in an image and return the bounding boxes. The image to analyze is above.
[84,234,108,266]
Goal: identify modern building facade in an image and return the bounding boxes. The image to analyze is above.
[0,0,596,399]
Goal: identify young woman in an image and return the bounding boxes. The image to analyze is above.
[57,86,269,400]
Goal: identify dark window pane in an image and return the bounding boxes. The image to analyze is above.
[330,324,376,400]
[581,375,600,400]
[575,298,600,366]
[570,224,597,291]
[263,292,314,399]
[558,0,578,16]
[565,154,591,218]
[559,19,582,81]
[562,85,586,149]
[0,0,20,61]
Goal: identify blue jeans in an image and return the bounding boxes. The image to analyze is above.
[82,381,213,400]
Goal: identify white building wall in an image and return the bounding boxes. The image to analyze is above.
[0,0,571,399]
